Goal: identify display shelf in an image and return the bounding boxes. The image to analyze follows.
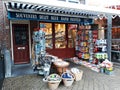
[94,39,108,64]
[45,34,52,36]
[76,25,90,60]
[45,37,52,40]
[32,29,47,73]
[76,24,98,62]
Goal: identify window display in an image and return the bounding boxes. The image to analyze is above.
[38,22,77,58]
[40,23,53,49]
[55,24,66,48]
[68,24,77,48]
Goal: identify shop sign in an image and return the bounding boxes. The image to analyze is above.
[8,11,93,24]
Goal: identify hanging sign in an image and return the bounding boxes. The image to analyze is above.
[8,11,93,24]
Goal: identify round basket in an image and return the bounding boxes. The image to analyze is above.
[71,68,83,81]
[48,80,61,90]
[72,70,83,81]
[62,78,74,87]
[62,72,75,87]
[54,61,69,75]
[43,74,62,90]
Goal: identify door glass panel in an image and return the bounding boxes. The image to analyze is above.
[68,24,77,48]
[40,23,53,49]
[14,27,27,45]
[55,24,66,48]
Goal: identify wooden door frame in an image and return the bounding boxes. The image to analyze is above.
[10,20,31,64]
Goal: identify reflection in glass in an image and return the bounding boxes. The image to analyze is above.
[55,24,66,48]
[40,23,53,49]
[15,27,27,45]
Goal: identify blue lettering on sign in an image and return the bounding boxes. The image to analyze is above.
[8,11,93,24]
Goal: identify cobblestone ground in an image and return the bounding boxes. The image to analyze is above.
[2,63,120,90]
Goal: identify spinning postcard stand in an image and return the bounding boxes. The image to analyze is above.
[32,29,51,76]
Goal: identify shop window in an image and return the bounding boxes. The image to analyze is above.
[112,28,120,52]
[40,23,53,49]
[79,0,85,4]
[68,24,77,48]
[112,28,120,39]
[55,24,66,48]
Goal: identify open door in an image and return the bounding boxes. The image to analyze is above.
[12,24,30,64]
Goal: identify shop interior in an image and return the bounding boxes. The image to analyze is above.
[111,27,120,62]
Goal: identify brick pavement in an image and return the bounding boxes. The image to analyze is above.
[2,63,120,90]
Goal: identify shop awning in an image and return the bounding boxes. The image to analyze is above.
[3,0,120,19]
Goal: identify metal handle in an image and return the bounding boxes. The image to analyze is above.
[17,47,25,50]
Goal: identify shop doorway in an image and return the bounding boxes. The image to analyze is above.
[12,24,30,64]
[40,23,77,58]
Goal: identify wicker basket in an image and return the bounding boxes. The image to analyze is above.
[48,81,61,90]
[43,74,62,90]
[62,78,74,87]
[62,72,74,87]
[72,70,83,81]
[54,61,69,75]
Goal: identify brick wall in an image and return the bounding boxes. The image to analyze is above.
[0,0,4,48]
[30,21,39,44]
[0,0,10,50]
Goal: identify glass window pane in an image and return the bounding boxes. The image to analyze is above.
[14,27,27,45]
[112,28,120,39]
[40,23,53,49]
[55,24,66,48]
[68,24,77,48]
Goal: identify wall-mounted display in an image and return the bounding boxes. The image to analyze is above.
[76,24,99,63]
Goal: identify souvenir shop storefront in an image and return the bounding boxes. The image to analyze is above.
[4,1,97,64]
[2,0,120,78]
[8,11,93,64]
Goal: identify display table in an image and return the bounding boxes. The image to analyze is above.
[53,60,69,75]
